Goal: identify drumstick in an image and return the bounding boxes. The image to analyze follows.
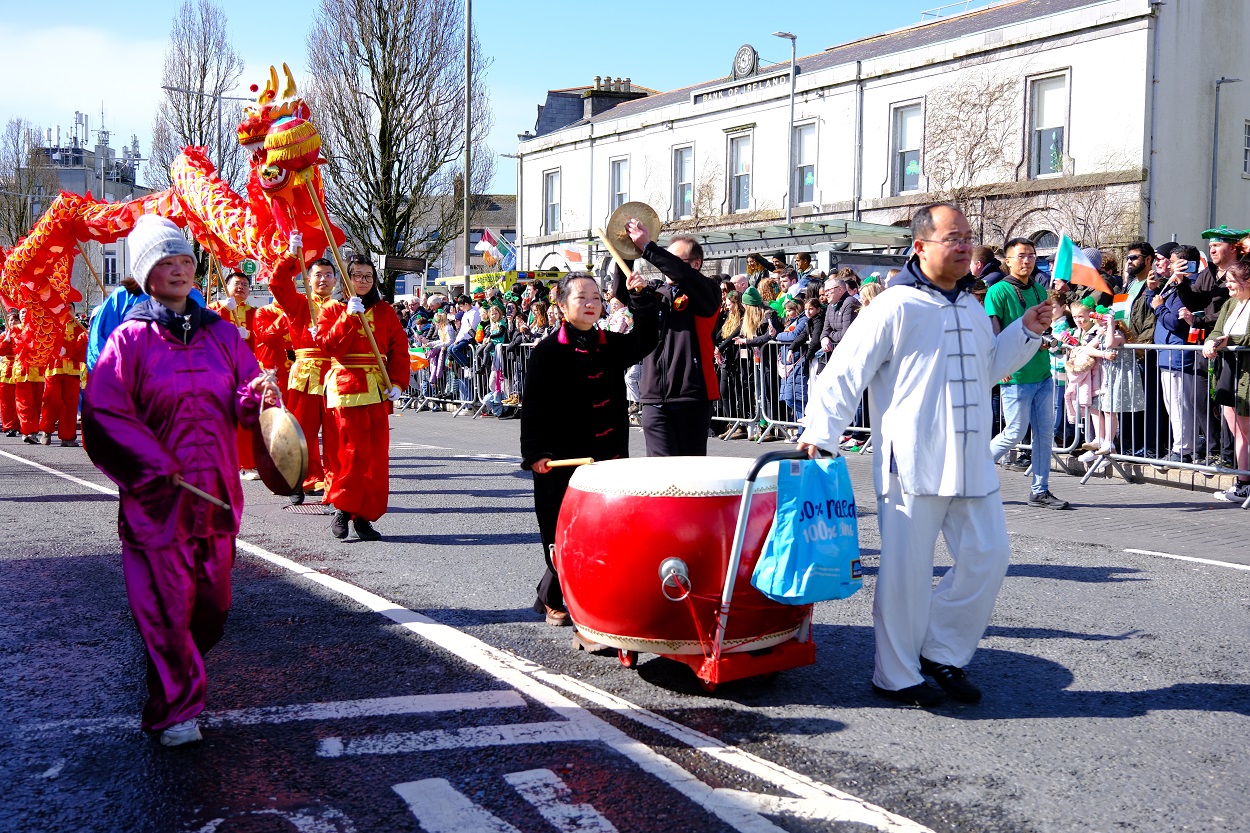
[547,457,594,468]
[594,227,636,281]
[177,480,231,510]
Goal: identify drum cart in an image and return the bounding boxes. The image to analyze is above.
[619,449,817,691]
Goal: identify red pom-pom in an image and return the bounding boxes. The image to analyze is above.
[250,84,259,93]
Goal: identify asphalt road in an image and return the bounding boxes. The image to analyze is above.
[0,411,1247,833]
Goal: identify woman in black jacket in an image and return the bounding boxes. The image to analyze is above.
[520,273,657,626]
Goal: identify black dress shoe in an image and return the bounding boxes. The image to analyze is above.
[871,682,946,707]
[289,490,305,505]
[352,517,382,541]
[920,657,982,704]
[331,510,350,539]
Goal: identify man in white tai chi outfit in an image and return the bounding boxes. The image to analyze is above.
[798,203,1056,707]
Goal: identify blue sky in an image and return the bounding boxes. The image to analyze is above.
[0,0,970,192]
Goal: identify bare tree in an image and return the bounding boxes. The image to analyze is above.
[306,0,495,298]
[921,70,1019,210]
[0,118,60,248]
[144,0,245,194]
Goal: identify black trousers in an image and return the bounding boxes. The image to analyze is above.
[641,401,714,457]
[532,467,575,613]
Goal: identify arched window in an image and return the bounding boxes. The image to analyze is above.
[1031,230,1059,250]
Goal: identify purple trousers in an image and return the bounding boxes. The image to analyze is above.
[121,534,234,731]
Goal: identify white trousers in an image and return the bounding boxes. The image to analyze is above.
[1158,368,1196,455]
[873,474,1011,690]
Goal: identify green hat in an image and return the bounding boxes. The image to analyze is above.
[1079,296,1097,309]
[1201,224,1245,242]
[862,274,879,286]
[1095,305,1110,315]
[741,286,764,307]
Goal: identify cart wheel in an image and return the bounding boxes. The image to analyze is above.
[699,678,717,693]
[618,650,638,669]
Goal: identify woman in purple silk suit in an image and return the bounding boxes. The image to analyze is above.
[84,215,274,747]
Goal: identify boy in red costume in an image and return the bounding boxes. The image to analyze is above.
[268,255,339,504]
[40,317,88,445]
[209,272,259,479]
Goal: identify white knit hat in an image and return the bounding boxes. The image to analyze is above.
[128,215,195,291]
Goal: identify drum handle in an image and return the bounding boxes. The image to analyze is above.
[710,449,812,663]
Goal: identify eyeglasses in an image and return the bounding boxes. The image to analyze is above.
[917,236,974,248]
[1125,255,1142,261]
[1008,253,1037,261]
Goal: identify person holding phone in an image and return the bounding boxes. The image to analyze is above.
[1147,244,1203,463]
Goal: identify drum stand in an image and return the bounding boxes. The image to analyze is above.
[666,449,818,691]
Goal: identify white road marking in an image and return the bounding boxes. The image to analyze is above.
[393,442,451,450]
[318,720,599,758]
[24,691,525,735]
[1123,549,1250,573]
[6,449,929,833]
[504,769,619,833]
[451,453,523,463]
[393,778,521,833]
[0,449,118,496]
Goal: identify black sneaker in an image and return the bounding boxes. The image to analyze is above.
[331,510,350,539]
[920,657,982,704]
[59,438,79,447]
[1027,490,1070,510]
[1002,455,1031,472]
[872,682,946,707]
[352,517,382,541]
[22,434,38,444]
[1159,451,1193,464]
[289,490,305,505]
[3,429,18,437]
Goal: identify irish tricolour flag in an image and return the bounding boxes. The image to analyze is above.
[1111,294,1131,321]
[1053,234,1113,298]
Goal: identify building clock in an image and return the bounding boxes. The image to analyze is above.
[732,44,758,79]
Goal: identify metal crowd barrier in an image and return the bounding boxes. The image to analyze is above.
[399,326,1249,508]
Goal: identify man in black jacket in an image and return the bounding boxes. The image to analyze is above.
[613,220,722,456]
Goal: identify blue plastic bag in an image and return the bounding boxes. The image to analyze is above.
[750,457,862,604]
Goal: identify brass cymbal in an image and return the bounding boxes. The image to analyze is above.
[605,201,661,260]
[253,405,309,496]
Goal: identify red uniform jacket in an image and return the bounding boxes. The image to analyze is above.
[46,321,89,378]
[315,300,411,409]
[252,302,293,379]
[208,300,256,352]
[268,267,335,395]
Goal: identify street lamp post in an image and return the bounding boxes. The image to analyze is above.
[773,31,797,226]
[463,0,473,294]
[502,151,522,271]
[1210,76,1241,229]
[159,85,251,173]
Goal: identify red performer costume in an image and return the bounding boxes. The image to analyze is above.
[252,299,293,399]
[268,259,338,498]
[315,258,409,540]
[12,314,46,442]
[40,317,88,445]
[209,282,258,474]
[0,311,20,435]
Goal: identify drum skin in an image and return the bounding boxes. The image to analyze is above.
[554,459,808,656]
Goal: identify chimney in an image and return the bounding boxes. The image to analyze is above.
[581,75,650,119]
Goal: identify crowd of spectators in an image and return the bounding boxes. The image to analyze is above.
[398,231,1250,504]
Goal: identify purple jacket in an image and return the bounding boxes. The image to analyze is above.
[84,299,262,548]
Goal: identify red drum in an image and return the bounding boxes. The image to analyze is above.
[554,456,808,657]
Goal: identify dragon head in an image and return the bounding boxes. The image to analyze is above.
[238,63,322,194]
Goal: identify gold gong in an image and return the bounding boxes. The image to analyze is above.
[604,201,661,260]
